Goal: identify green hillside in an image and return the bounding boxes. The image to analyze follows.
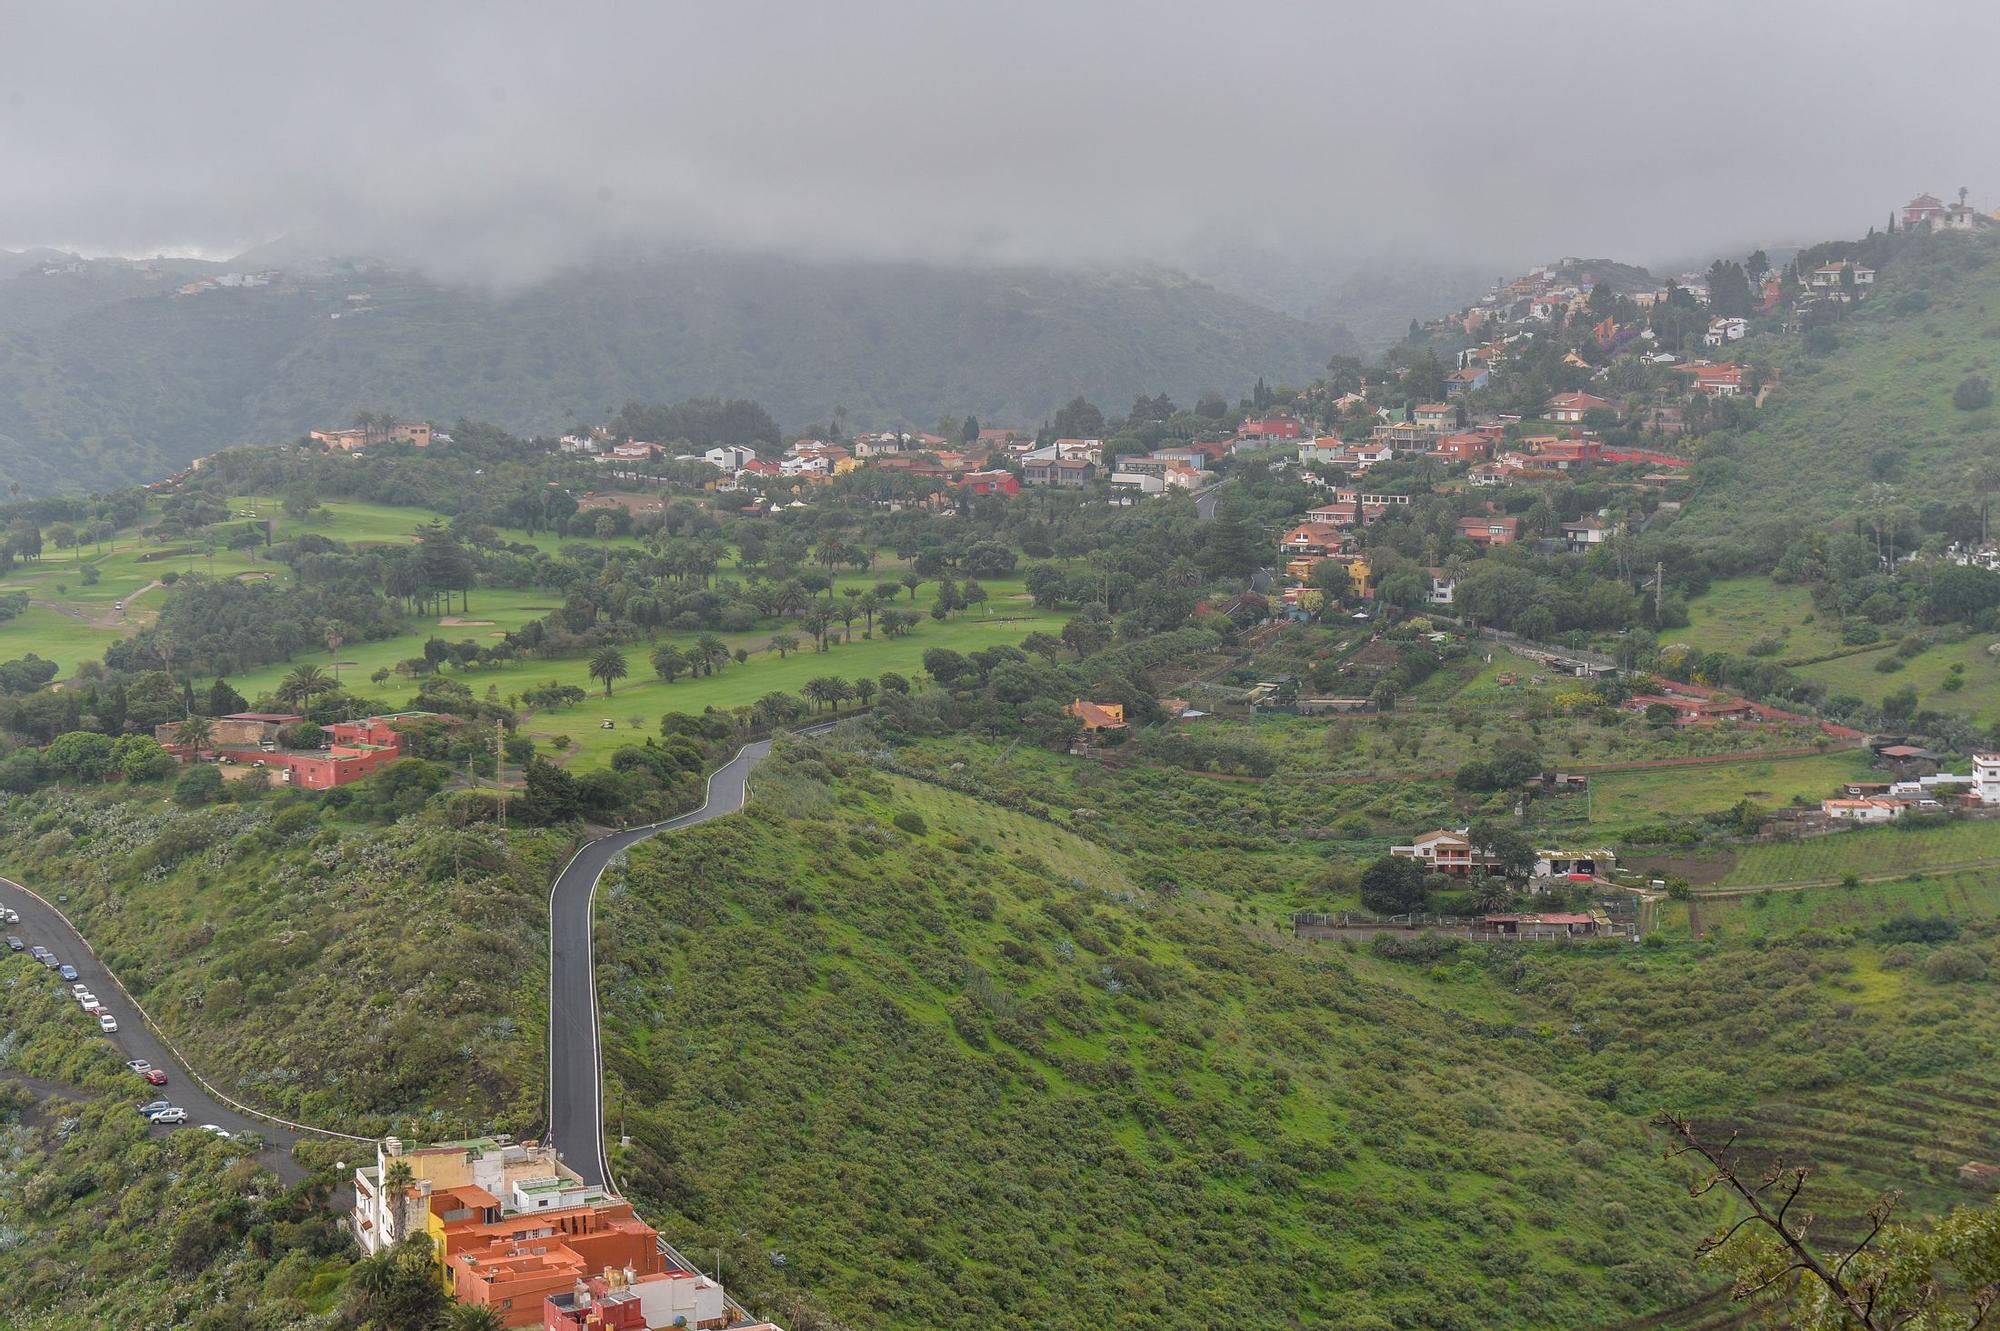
[1672,228,2000,540]
[0,250,1356,495]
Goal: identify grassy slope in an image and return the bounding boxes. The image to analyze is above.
[0,953,358,1330]
[0,788,562,1132]
[593,738,2000,1331]
[1672,229,2000,540]
[595,753,1712,1331]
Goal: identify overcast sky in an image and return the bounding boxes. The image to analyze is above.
[3,0,1996,285]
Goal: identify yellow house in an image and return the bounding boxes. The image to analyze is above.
[1341,555,1374,599]
[833,456,863,476]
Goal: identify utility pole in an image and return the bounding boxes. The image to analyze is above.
[1654,561,1664,620]
[495,717,507,830]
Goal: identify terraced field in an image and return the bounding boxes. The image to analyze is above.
[1720,819,2000,886]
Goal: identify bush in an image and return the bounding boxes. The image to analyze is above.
[1370,932,1462,963]
[1924,946,1988,983]
[173,764,224,807]
[892,811,928,836]
[1877,913,1959,945]
[1954,375,1994,412]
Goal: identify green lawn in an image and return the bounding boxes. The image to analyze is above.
[1663,576,1837,659]
[1587,749,1870,829]
[526,608,1061,766]
[1796,633,2000,727]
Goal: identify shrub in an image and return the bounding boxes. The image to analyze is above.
[1370,932,1461,963]
[173,764,224,807]
[892,810,928,836]
[1924,946,1988,983]
[1954,375,1994,412]
[1878,913,1958,945]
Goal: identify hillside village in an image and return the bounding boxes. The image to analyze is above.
[9,189,2000,1331]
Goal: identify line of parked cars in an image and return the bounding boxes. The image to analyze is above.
[1,898,226,1133]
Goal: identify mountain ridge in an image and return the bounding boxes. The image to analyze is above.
[0,248,1356,493]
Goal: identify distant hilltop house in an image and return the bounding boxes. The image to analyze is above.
[1903,190,1988,232]
[310,421,434,452]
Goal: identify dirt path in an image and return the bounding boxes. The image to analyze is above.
[28,578,164,630]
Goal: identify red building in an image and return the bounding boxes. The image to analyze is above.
[956,469,1020,496]
[215,710,434,789]
[544,1278,647,1331]
[1236,414,1303,441]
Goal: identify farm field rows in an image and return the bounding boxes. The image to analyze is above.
[1720,818,2000,886]
[1666,871,2000,940]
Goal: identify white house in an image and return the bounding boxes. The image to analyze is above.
[1821,797,1907,823]
[704,444,759,471]
[1426,569,1456,606]
[1703,317,1748,347]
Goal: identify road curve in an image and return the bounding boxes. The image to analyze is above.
[546,738,776,1187]
[0,875,333,1184]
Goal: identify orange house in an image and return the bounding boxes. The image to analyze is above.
[1067,700,1127,732]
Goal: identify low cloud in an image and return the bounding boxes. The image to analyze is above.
[2,0,1995,285]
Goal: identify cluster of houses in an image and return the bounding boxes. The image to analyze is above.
[1820,746,2000,823]
[353,1135,773,1331]
[556,417,1244,514]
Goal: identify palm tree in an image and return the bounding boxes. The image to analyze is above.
[277,663,334,708]
[445,1303,508,1331]
[587,646,629,697]
[174,713,215,754]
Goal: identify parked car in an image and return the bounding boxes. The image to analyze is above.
[126,1059,152,1073]
[82,1001,107,1017]
[30,946,49,959]
[37,953,58,969]
[147,1107,188,1125]
[57,964,79,981]
[137,1100,170,1117]
[98,1013,117,1032]
[4,936,22,952]
[1,907,18,923]
[199,1125,232,1138]
[142,1069,168,1086]
[70,982,89,996]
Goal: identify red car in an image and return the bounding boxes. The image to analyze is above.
[142,1069,168,1086]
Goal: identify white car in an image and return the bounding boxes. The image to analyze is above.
[82,1001,107,1017]
[97,1013,118,1032]
[1,908,17,923]
[199,1125,232,1139]
[75,990,96,1004]
[70,983,89,996]
[126,1059,151,1073]
[147,1107,187,1125]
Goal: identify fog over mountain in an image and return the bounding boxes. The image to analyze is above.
[3,0,1994,289]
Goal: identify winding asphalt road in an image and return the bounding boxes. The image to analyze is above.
[0,875,326,1184]
[546,739,777,1187]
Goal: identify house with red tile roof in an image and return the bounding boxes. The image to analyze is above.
[1545,391,1617,422]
